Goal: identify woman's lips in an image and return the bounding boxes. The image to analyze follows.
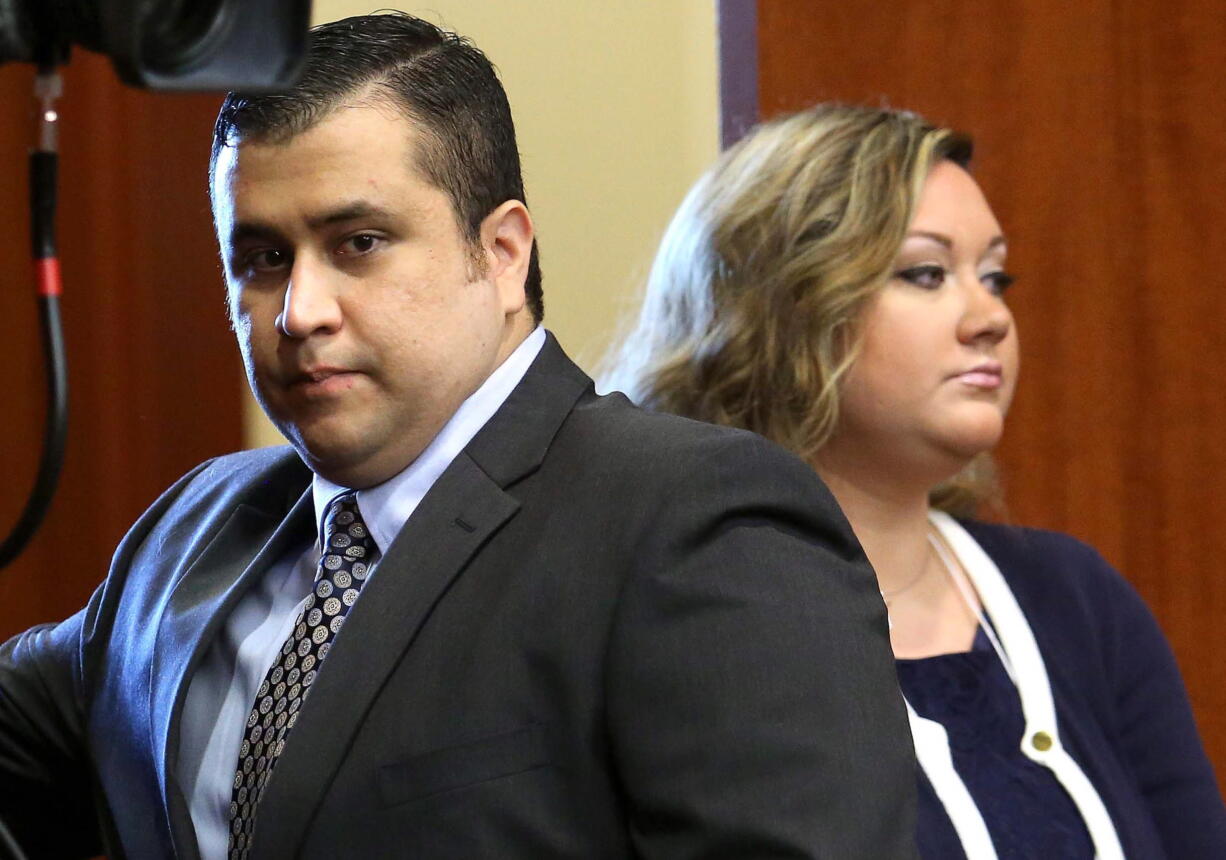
[958,371,1002,389]
[954,363,1003,389]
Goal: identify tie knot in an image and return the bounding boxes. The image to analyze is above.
[319,494,375,577]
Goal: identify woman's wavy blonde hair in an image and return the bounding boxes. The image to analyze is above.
[603,103,997,515]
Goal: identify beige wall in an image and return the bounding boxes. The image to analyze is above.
[244,1,719,448]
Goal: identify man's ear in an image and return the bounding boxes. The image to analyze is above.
[480,200,533,315]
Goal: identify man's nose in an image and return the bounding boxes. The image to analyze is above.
[276,258,342,338]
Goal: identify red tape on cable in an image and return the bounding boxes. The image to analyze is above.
[35,258,61,297]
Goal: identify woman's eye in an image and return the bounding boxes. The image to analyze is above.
[338,233,381,256]
[895,265,946,289]
[984,271,1016,295]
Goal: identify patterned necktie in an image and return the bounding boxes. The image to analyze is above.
[227,493,375,859]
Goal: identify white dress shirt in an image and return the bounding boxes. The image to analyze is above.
[178,327,545,859]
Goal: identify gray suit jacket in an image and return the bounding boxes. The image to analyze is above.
[0,334,917,858]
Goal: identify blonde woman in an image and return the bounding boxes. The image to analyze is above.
[605,104,1226,858]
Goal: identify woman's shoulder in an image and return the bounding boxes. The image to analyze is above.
[955,519,1179,703]
[958,520,1118,586]
[954,519,1149,629]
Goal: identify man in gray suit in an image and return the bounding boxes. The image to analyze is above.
[0,12,916,859]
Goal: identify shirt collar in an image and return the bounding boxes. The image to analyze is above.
[311,325,546,553]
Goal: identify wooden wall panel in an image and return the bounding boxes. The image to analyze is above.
[0,52,243,639]
[752,0,1226,785]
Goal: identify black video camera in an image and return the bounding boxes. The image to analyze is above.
[0,0,310,90]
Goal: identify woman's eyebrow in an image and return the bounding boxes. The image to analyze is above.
[904,231,1008,252]
[905,230,952,248]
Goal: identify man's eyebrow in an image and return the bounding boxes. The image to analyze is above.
[305,201,395,230]
[227,221,280,248]
[226,202,397,249]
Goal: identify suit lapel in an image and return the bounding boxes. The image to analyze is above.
[150,485,315,858]
[464,332,593,487]
[251,332,593,859]
[251,454,519,858]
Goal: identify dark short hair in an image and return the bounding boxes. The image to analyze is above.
[211,12,543,322]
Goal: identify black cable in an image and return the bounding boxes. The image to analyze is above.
[0,73,68,571]
[0,289,69,570]
[0,813,27,860]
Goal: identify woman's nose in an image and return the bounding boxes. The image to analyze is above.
[956,277,1012,346]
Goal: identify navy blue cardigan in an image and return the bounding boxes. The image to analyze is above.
[958,520,1226,858]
